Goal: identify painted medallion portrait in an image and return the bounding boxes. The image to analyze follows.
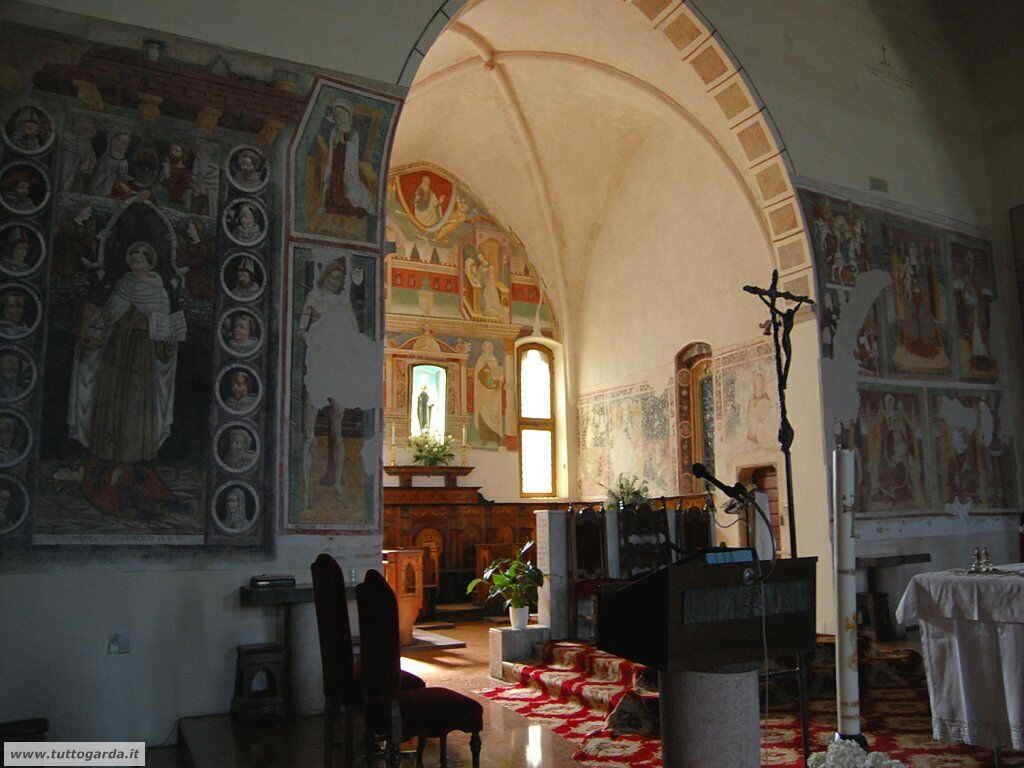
[215,422,260,474]
[0,284,41,340]
[212,481,260,535]
[0,162,50,216]
[3,104,55,157]
[0,474,29,536]
[0,346,36,403]
[0,410,32,469]
[222,198,268,247]
[227,146,269,193]
[216,365,262,416]
[221,252,266,303]
[219,308,264,358]
[0,222,46,277]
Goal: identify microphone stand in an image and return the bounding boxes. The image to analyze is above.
[743,269,815,558]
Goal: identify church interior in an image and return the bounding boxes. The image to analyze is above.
[1,1,1023,766]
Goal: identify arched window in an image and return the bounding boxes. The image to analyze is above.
[518,344,555,496]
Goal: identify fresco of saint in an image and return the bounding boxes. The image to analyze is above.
[0,349,32,401]
[298,257,377,509]
[0,288,35,339]
[887,228,950,375]
[6,106,53,154]
[1,166,47,215]
[53,207,98,280]
[462,240,508,321]
[67,241,185,464]
[473,340,504,445]
[305,100,374,221]
[951,244,997,380]
[0,226,40,276]
[856,389,927,513]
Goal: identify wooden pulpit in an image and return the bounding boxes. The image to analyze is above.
[382,548,424,645]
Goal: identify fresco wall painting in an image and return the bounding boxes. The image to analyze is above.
[577,380,676,500]
[712,340,779,459]
[0,22,401,546]
[286,244,381,532]
[803,188,1018,517]
[284,77,400,533]
[384,163,557,461]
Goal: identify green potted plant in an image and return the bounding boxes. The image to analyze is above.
[601,472,650,508]
[466,541,544,629]
[408,432,455,466]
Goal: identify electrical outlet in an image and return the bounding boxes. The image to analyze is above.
[107,632,130,655]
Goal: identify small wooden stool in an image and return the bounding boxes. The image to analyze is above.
[232,642,288,722]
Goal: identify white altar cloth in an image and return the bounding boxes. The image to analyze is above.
[896,563,1024,750]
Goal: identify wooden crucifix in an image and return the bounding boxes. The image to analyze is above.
[743,269,815,558]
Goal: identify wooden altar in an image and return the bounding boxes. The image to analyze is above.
[383,465,539,607]
[383,465,475,489]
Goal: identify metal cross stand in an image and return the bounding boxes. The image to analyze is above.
[743,269,815,558]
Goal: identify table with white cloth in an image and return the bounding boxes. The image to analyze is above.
[895,563,1024,753]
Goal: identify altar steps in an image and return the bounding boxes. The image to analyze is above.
[498,637,926,716]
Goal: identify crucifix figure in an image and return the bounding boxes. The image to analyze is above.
[743,269,815,558]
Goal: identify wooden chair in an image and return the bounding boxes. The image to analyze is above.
[310,554,426,768]
[568,504,611,640]
[676,500,714,555]
[357,569,483,768]
[618,501,671,579]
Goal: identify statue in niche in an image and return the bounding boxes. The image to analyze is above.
[416,385,433,435]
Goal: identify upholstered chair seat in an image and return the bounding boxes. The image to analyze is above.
[357,568,482,767]
[312,554,426,767]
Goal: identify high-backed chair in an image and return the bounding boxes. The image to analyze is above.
[311,554,425,768]
[618,501,671,579]
[568,504,610,640]
[357,569,483,768]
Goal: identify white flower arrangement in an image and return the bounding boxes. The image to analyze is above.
[807,740,906,768]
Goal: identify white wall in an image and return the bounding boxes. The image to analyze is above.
[0,537,382,741]
[699,0,993,227]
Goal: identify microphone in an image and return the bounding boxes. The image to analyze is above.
[692,463,748,502]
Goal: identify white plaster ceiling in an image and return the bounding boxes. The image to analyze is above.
[392,0,772,358]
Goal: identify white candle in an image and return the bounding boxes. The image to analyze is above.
[832,448,861,739]
[462,424,467,445]
[391,424,396,444]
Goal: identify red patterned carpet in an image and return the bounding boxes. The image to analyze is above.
[478,642,1024,768]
